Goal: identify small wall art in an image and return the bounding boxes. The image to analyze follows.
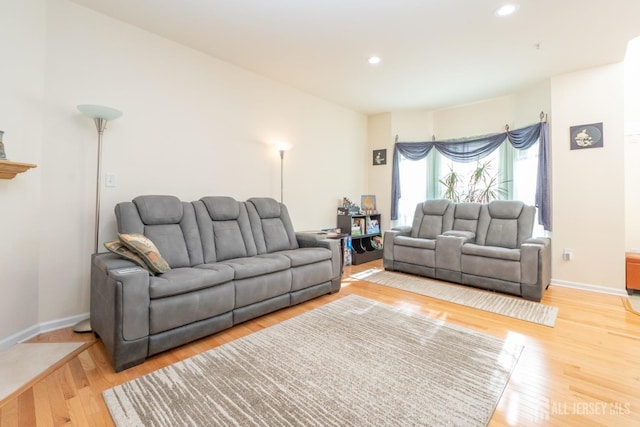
[570,122,603,150]
[372,149,387,165]
[361,195,377,213]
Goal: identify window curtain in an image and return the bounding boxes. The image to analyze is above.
[390,122,551,231]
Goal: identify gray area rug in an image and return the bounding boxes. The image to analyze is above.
[353,269,558,327]
[103,295,522,426]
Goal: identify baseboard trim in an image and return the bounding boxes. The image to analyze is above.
[551,279,628,297]
[0,312,89,351]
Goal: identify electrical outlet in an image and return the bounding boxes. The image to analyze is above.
[562,248,572,261]
[105,173,116,187]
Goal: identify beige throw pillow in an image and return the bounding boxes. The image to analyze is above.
[104,240,150,272]
[118,233,171,274]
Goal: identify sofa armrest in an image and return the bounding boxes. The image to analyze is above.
[520,237,551,301]
[296,233,341,282]
[296,232,339,253]
[91,253,151,372]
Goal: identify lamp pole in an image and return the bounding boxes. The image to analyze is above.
[75,104,122,332]
[93,117,107,253]
[279,149,285,203]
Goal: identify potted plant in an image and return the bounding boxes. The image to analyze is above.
[439,160,508,203]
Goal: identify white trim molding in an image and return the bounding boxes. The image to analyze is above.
[0,312,89,351]
[550,279,629,297]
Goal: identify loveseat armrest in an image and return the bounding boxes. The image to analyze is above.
[91,253,151,372]
[524,237,551,246]
[435,234,465,275]
[520,237,551,301]
[383,229,406,270]
[442,230,476,243]
[392,225,412,235]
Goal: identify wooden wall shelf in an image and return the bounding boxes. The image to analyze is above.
[0,160,37,179]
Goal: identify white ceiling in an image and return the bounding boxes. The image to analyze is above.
[69,0,640,115]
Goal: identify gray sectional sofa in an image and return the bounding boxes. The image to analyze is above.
[91,195,341,372]
[383,199,551,301]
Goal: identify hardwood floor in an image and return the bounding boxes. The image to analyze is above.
[1,259,639,426]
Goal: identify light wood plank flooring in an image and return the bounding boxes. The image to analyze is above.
[1,259,639,426]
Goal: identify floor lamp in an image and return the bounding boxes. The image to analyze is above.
[74,104,123,333]
[279,149,285,203]
[277,144,290,204]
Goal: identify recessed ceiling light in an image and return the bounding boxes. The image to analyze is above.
[368,56,381,65]
[495,4,518,17]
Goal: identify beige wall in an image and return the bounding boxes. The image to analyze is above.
[624,37,640,251]
[367,113,393,231]
[625,135,640,251]
[550,64,626,292]
[0,0,45,344]
[0,0,367,346]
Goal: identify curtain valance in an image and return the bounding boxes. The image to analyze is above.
[391,122,551,231]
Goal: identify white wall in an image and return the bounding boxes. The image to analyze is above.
[0,1,46,344]
[624,37,640,251]
[366,113,393,231]
[366,111,437,231]
[0,0,367,345]
[550,64,626,292]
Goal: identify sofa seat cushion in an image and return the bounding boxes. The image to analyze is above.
[461,254,520,283]
[149,266,234,299]
[461,243,521,261]
[221,254,290,280]
[149,282,235,334]
[395,236,436,250]
[291,260,333,291]
[234,270,292,308]
[275,247,332,267]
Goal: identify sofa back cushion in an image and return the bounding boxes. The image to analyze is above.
[194,197,257,263]
[410,199,454,239]
[452,202,482,235]
[115,195,204,268]
[475,200,535,249]
[246,197,299,254]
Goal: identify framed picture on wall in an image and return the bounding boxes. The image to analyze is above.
[570,122,603,150]
[372,149,387,165]
[361,195,377,213]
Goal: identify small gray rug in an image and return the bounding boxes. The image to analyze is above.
[104,295,522,426]
[353,269,558,327]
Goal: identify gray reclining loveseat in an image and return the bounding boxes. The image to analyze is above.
[383,199,551,301]
[91,195,341,372]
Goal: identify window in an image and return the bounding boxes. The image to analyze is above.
[437,147,503,203]
[395,141,543,235]
[397,154,426,226]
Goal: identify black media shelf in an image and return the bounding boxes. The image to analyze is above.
[337,213,383,265]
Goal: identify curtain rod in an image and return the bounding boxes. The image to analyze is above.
[396,111,547,143]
